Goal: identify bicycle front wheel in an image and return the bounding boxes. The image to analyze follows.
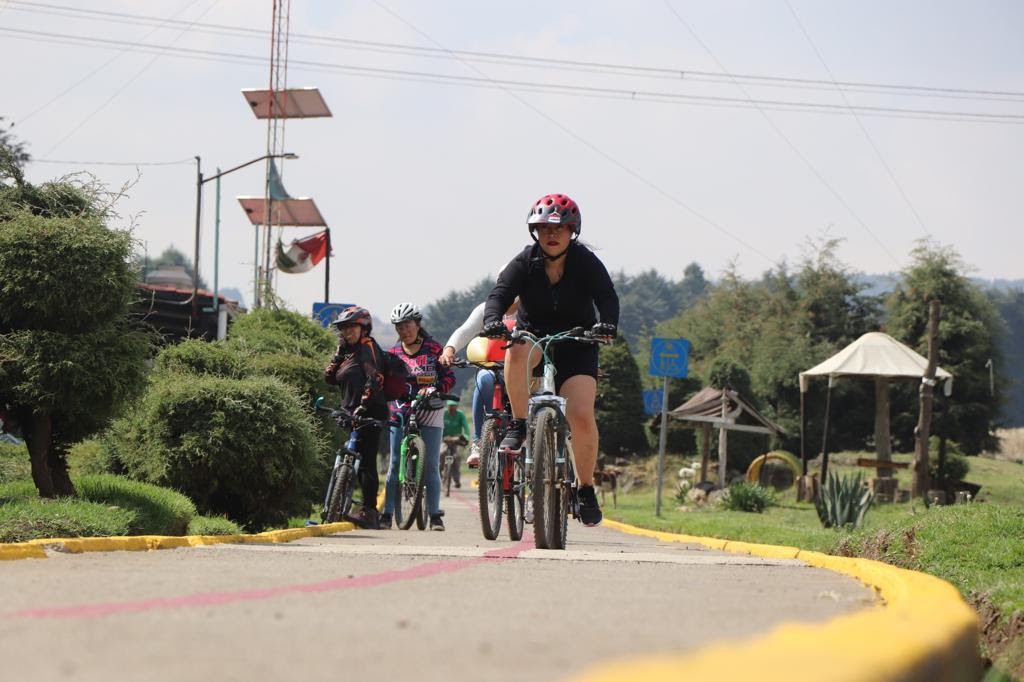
[397,436,425,531]
[531,408,559,549]
[325,463,354,523]
[477,418,503,540]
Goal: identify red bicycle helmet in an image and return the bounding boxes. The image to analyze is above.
[333,306,373,333]
[526,193,581,239]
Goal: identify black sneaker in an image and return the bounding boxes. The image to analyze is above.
[577,485,602,527]
[378,512,393,529]
[350,507,379,530]
[499,418,527,453]
[429,514,445,531]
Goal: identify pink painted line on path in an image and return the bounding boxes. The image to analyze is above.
[7,540,532,621]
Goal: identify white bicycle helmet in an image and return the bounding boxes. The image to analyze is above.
[390,302,422,324]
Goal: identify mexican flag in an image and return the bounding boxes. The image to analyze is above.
[276,230,329,274]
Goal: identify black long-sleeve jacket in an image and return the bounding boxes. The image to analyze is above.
[484,242,619,334]
[323,337,389,418]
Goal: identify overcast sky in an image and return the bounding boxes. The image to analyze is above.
[3,0,1022,319]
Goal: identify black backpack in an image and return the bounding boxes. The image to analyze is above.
[369,343,410,401]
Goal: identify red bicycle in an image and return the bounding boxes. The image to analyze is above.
[455,359,527,541]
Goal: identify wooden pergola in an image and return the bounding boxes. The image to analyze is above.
[663,386,786,487]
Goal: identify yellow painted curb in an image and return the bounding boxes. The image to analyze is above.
[577,520,980,682]
[0,487,389,562]
[0,521,357,561]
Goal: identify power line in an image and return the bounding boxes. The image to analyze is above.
[30,157,194,166]
[6,0,1024,103]
[3,27,1023,126]
[41,0,221,156]
[662,0,902,268]
[14,0,205,127]
[371,0,778,267]
[784,0,932,239]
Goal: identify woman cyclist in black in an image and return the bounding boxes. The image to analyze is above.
[482,193,618,527]
[323,306,389,529]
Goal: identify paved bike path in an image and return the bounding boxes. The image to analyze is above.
[0,486,874,681]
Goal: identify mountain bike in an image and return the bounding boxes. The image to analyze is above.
[441,435,466,497]
[313,398,386,525]
[500,328,608,550]
[453,358,527,541]
[393,389,459,530]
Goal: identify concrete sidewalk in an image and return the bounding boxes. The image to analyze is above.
[0,486,874,681]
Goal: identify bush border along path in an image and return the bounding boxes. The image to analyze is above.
[0,520,357,561]
[571,519,980,682]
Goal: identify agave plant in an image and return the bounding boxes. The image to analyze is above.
[814,471,874,529]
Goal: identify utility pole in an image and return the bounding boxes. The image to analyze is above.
[912,300,941,500]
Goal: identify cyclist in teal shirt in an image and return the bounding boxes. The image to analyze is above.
[442,400,470,489]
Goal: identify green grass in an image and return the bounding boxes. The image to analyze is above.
[187,515,243,536]
[0,497,136,543]
[0,474,196,537]
[613,451,1024,678]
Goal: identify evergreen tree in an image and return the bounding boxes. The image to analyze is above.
[0,177,151,497]
[886,241,1004,454]
[989,288,1024,426]
[596,338,649,457]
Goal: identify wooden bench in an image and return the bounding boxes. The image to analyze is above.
[856,458,909,470]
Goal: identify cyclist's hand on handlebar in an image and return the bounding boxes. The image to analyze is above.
[590,322,617,341]
[481,320,509,339]
[417,386,438,397]
[438,345,456,367]
[352,404,367,420]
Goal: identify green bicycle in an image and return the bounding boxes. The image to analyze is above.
[393,389,459,530]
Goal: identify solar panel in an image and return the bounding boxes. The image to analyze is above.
[237,197,328,227]
[242,88,332,119]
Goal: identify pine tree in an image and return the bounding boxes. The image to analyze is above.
[596,338,649,458]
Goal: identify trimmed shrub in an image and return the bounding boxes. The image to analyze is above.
[248,351,331,407]
[102,373,324,530]
[68,439,109,475]
[187,515,243,536]
[154,339,250,379]
[0,442,30,484]
[227,308,334,360]
[75,474,195,535]
[0,497,136,542]
[720,481,776,513]
[928,437,971,482]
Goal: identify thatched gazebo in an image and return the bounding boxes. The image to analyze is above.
[799,332,952,487]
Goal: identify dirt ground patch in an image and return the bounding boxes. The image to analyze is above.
[972,592,1024,679]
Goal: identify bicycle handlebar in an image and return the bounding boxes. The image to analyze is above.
[452,358,505,371]
[494,327,610,347]
[312,397,386,428]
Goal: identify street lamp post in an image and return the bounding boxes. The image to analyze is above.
[186,152,297,332]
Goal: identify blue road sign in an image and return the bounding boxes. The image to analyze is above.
[312,302,355,328]
[643,389,664,416]
[649,338,691,378]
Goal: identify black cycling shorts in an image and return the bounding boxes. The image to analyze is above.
[531,341,599,393]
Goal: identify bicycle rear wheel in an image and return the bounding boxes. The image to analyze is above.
[551,450,571,550]
[507,451,525,541]
[443,450,453,498]
[416,493,427,530]
[531,408,558,549]
[398,436,425,531]
[477,418,503,540]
